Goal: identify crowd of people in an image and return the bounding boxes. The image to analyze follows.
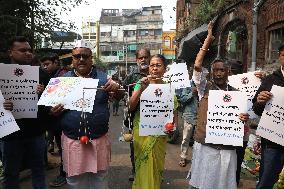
[0,19,284,189]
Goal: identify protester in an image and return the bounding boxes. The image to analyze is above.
[40,53,69,187]
[129,54,178,189]
[228,59,266,186]
[122,48,150,181]
[41,53,70,78]
[50,40,124,189]
[188,22,249,189]
[111,75,121,116]
[1,36,49,189]
[175,67,198,167]
[252,44,284,189]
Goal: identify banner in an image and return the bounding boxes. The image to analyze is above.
[163,63,191,89]
[256,85,284,146]
[0,64,39,119]
[206,90,247,146]
[38,77,99,113]
[228,72,261,118]
[140,84,174,136]
[0,91,19,138]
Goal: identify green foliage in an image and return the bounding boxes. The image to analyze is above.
[0,0,87,51]
[177,0,234,39]
[93,55,109,72]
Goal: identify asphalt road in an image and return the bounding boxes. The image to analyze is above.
[15,105,256,189]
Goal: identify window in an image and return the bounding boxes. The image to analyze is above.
[124,30,136,37]
[139,30,148,36]
[101,32,111,37]
[268,27,284,63]
[164,37,171,48]
[154,29,162,36]
[149,30,154,36]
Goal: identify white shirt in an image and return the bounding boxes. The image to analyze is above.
[192,67,209,100]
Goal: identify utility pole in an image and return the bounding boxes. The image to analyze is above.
[125,43,128,75]
[96,21,100,58]
[251,0,265,71]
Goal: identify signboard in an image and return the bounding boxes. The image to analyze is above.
[0,64,39,119]
[256,85,284,146]
[206,90,247,146]
[38,77,99,113]
[163,63,191,90]
[0,91,20,138]
[140,84,174,136]
[228,72,261,118]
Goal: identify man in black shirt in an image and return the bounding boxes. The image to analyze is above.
[1,36,49,189]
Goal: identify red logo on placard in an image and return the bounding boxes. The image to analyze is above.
[14,68,24,77]
[223,94,232,102]
[241,77,249,85]
[154,88,163,97]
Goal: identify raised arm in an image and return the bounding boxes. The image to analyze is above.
[194,21,215,72]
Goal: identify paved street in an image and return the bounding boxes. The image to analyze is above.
[15,105,256,189]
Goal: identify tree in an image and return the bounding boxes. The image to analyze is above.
[0,0,87,51]
[93,54,109,72]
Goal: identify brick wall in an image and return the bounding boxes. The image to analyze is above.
[176,0,284,70]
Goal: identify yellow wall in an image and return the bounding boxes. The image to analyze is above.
[162,31,176,60]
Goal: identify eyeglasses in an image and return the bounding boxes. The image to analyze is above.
[149,64,163,68]
[72,54,91,60]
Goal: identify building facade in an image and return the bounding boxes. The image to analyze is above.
[162,31,176,63]
[81,6,163,75]
[176,0,284,72]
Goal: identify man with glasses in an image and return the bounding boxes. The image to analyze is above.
[1,36,49,189]
[122,48,150,181]
[50,40,124,189]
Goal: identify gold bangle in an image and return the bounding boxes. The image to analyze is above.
[200,48,209,51]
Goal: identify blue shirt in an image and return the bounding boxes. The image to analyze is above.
[175,80,198,125]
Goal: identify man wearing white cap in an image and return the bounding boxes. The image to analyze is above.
[50,40,124,189]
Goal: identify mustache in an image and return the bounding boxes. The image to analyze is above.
[140,63,148,68]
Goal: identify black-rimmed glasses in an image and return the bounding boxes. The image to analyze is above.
[72,54,91,60]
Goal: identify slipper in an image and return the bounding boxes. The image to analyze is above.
[179,158,186,167]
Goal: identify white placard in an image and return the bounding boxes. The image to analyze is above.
[0,91,20,138]
[228,72,261,119]
[206,90,247,146]
[0,64,39,119]
[140,84,174,136]
[38,77,99,113]
[256,85,284,146]
[163,63,191,89]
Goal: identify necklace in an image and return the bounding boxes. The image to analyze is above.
[74,67,93,78]
[76,67,93,144]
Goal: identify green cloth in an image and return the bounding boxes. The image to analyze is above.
[132,82,178,189]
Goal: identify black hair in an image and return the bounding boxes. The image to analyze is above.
[150,54,168,67]
[40,53,56,63]
[52,53,59,61]
[135,48,151,59]
[228,59,243,74]
[8,36,29,50]
[210,58,230,68]
[278,44,284,53]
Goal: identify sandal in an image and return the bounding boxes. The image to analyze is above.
[179,158,186,167]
